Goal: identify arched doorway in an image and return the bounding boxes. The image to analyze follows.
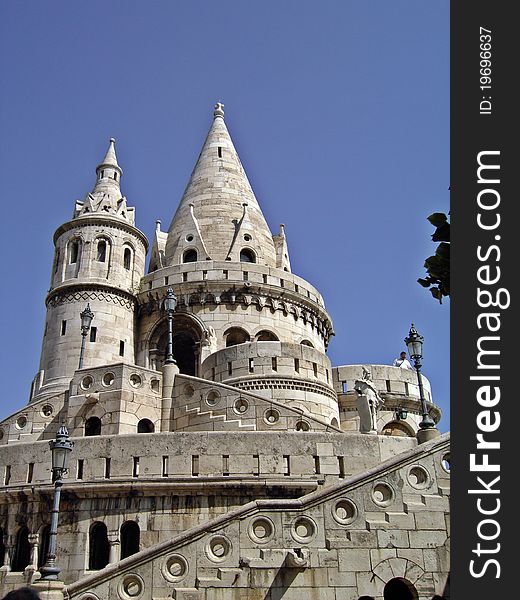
[38,525,51,569]
[148,313,204,375]
[11,526,30,571]
[120,521,140,559]
[89,522,109,570]
[384,578,419,600]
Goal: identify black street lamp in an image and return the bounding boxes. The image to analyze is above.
[405,323,436,430]
[78,304,94,369]
[163,288,177,365]
[40,425,74,581]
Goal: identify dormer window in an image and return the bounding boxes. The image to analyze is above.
[240,248,256,263]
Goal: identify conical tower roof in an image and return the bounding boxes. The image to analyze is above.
[75,138,132,223]
[164,104,277,266]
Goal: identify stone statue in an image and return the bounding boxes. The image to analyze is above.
[354,369,384,434]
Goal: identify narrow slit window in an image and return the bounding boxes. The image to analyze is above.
[113,172,118,181]
[263,274,268,284]
[4,465,11,486]
[119,341,125,356]
[386,380,391,392]
[405,382,409,395]
[90,327,97,342]
[248,358,254,373]
[280,279,284,288]
[283,455,290,476]
[338,456,345,478]
[243,271,249,281]
[132,457,140,478]
[313,362,318,377]
[223,270,228,279]
[211,367,215,381]
[218,146,222,158]
[77,459,84,480]
[104,458,111,479]
[223,455,229,476]
[61,320,67,336]
[162,456,169,477]
[164,276,169,286]
[342,381,348,393]
[203,270,207,280]
[294,358,300,373]
[27,463,34,484]
[182,272,188,282]
[228,362,233,376]
[314,456,320,475]
[253,455,260,477]
[192,455,199,476]
[272,357,278,372]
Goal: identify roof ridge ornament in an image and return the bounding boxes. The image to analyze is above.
[214,102,225,119]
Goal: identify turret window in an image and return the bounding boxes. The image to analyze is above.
[124,247,132,270]
[218,146,222,158]
[183,249,198,263]
[69,240,80,264]
[240,249,256,263]
[256,330,279,342]
[96,240,107,262]
[113,172,118,181]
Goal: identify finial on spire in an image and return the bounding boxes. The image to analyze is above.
[214,102,225,119]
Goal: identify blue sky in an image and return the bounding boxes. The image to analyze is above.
[0,1,449,429]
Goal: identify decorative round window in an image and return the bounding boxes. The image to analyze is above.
[129,374,142,388]
[186,234,194,242]
[372,482,395,507]
[332,499,358,525]
[291,516,317,543]
[102,372,115,387]
[80,375,94,390]
[41,404,54,417]
[234,398,249,414]
[264,409,280,425]
[16,415,28,430]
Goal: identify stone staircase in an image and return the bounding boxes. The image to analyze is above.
[181,404,255,431]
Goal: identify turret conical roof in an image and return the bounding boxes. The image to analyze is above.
[164,104,277,266]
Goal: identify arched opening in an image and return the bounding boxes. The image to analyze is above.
[85,416,102,437]
[331,418,339,428]
[300,339,314,348]
[11,526,30,571]
[137,419,155,434]
[382,420,415,437]
[124,247,132,270]
[225,327,250,347]
[89,522,109,570]
[358,597,376,600]
[384,578,419,600]
[256,330,279,342]
[240,248,256,263]
[120,521,140,560]
[38,525,51,569]
[96,240,107,262]
[148,313,204,375]
[183,249,198,263]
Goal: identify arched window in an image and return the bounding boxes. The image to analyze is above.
[137,419,154,434]
[239,248,256,263]
[382,420,414,438]
[256,330,279,342]
[225,327,250,347]
[384,578,419,600]
[96,240,107,262]
[331,418,339,428]
[85,416,102,437]
[38,525,51,569]
[300,339,314,348]
[11,526,30,572]
[69,240,80,264]
[124,247,132,270]
[183,249,197,263]
[89,522,109,570]
[54,248,60,273]
[120,521,140,559]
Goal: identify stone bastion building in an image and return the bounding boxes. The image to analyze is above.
[0,105,450,600]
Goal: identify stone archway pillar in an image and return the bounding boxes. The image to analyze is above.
[107,531,120,565]
[32,579,65,600]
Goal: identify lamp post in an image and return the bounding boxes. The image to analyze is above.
[405,323,436,430]
[163,288,177,365]
[40,425,74,581]
[78,304,94,369]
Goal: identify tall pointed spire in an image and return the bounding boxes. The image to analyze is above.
[74,138,133,223]
[164,104,277,266]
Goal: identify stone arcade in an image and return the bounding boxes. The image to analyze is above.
[0,105,450,600]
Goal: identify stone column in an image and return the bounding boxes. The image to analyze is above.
[107,531,120,565]
[161,362,179,432]
[32,579,65,600]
